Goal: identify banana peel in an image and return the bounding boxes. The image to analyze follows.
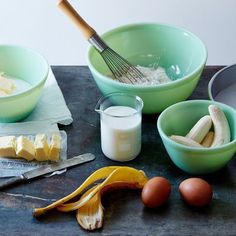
[76,185,103,231]
[76,181,145,231]
[33,166,120,217]
[56,166,147,212]
[32,166,148,231]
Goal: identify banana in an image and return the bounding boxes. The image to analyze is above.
[170,135,203,148]
[201,131,214,147]
[208,105,231,147]
[186,115,212,143]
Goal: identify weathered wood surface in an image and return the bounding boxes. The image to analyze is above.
[1,66,236,236]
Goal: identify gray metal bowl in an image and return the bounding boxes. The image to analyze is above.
[208,64,236,109]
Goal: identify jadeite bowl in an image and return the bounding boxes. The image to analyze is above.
[0,45,49,122]
[157,100,236,174]
[87,23,207,114]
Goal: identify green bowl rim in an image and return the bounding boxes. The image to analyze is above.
[0,44,49,101]
[157,99,236,153]
[87,22,208,91]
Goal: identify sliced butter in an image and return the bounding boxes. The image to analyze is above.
[0,136,16,157]
[48,134,61,162]
[0,73,15,94]
[34,134,49,161]
[16,136,35,161]
[0,90,8,97]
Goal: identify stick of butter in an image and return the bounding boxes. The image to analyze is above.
[16,136,35,161]
[48,134,61,162]
[0,73,15,94]
[0,136,16,157]
[34,134,49,161]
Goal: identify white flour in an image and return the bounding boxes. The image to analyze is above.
[113,66,172,85]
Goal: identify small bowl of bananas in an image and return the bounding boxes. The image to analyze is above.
[157,100,236,174]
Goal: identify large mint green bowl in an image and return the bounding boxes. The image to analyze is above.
[0,45,49,122]
[87,23,207,113]
[157,100,236,174]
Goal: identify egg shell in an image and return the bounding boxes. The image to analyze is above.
[141,177,171,208]
[179,178,212,207]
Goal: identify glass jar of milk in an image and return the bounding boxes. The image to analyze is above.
[95,93,143,162]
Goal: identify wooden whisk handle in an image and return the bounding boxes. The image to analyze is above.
[57,0,95,39]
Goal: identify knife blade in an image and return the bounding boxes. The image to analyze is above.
[0,153,95,190]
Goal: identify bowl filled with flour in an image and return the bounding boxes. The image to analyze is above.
[87,23,207,113]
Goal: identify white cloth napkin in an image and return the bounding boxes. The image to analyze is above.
[22,68,73,125]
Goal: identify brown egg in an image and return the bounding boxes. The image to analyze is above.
[179,178,212,207]
[141,177,171,208]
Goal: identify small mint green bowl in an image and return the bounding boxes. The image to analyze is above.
[157,100,236,174]
[87,23,207,114]
[0,45,49,122]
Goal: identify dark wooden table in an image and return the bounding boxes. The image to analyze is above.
[1,66,236,236]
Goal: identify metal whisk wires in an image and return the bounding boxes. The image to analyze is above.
[89,34,145,84]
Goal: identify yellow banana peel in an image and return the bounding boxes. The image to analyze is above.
[75,185,103,231]
[33,166,148,231]
[33,166,120,217]
[57,166,147,212]
[76,181,145,231]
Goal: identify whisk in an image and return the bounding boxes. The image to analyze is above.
[57,0,145,84]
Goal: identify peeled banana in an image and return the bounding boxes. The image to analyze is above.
[170,135,203,148]
[170,105,231,149]
[201,131,214,147]
[186,115,212,143]
[208,105,231,147]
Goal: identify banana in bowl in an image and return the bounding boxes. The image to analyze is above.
[157,100,236,174]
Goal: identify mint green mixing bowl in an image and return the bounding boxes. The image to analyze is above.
[157,100,236,174]
[0,45,49,122]
[87,23,207,113]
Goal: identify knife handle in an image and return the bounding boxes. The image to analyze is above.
[0,176,25,190]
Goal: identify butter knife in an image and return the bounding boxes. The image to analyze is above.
[0,153,95,190]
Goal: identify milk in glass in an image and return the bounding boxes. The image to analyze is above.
[100,106,141,161]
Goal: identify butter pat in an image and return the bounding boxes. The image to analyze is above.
[0,90,8,97]
[16,136,35,161]
[48,134,61,162]
[34,134,49,161]
[0,136,16,157]
[0,73,15,94]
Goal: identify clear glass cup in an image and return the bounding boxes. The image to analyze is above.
[95,93,143,162]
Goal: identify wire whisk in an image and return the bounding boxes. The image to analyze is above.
[58,0,146,84]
